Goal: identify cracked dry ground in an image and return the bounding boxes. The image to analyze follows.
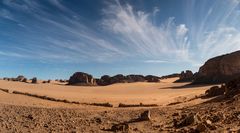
[1,95,240,133]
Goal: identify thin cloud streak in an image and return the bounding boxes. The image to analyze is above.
[0,0,240,67]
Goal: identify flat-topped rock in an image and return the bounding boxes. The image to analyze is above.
[68,72,96,86]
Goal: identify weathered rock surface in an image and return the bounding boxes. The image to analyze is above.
[160,73,180,79]
[16,75,26,82]
[225,77,240,98]
[205,86,225,97]
[31,77,37,84]
[144,75,159,82]
[97,74,159,86]
[175,70,194,82]
[126,75,145,83]
[194,51,240,84]
[204,76,240,98]
[68,72,96,86]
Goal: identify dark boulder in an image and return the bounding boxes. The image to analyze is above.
[22,78,27,83]
[16,75,26,82]
[68,72,96,86]
[31,77,37,84]
[205,86,225,97]
[225,77,240,98]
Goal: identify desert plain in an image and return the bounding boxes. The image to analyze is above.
[1,77,239,133]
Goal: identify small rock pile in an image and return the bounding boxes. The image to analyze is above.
[172,112,217,132]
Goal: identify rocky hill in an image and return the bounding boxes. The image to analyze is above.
[194,50,240,84]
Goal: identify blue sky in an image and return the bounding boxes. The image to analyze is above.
[0,0,240,79]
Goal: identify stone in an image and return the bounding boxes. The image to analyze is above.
[31,77,37,84]
[22,78,27,83]
[160,73,180,79]
[139,110,151,121]
[68,72,96,86]
[175,70,194,82]
[196,123,207,132]
[16,75,25,82]
[175,114,195,128]
[110,123,129,132]
[144,75,159,82]
[194,50,240,84]
[205,86,225,97]
[125,75,145,82]
[225,77,240,98]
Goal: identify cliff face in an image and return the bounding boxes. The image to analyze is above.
[194,50,240,84]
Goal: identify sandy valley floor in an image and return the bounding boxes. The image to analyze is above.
[0,78,212,107]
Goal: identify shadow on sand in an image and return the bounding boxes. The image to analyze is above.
[160,83,219,90]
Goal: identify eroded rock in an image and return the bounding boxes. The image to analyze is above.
[194,50,240,84]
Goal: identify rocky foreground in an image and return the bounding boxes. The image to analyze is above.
[1,94,240,133]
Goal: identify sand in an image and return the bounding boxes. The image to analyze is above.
[0,78,213,107]
[2,78,236,132]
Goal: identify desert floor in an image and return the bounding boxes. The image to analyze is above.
[1,78,239,132]
[0,78,212,107]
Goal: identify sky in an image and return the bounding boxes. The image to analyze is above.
[0,0,240,79]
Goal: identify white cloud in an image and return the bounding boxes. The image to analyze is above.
[1,0,240,67]
[144,60,173,64]
[176,24,188,36]
[102,3,190,61]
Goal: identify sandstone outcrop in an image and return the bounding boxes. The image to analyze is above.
[31,77,37,84]
[125,75,145,83]
[96,74,159,86]
[194,51,240,84]
[175,70,193,82]
[68,72,96,86]
[160,73,180,79]
[16,75,26,82]
[144,75,159,82]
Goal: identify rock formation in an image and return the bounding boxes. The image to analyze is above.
[160,73,180,79]
[224,77,240,98]
[204,76,240,98]
[16,75,26,82]
[205,86,225,97]
[96,74,159,86]
[69,72,160,86]
[144,75,159,82]
[194,50,240,84]
[22,78,27,83]
[125,75,145,83]
[175,70,193,82]
[68,72,96,86]
[31,77,37,84]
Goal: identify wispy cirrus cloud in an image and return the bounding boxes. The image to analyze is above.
[0,0,240,68]
[102,1,190,64]
[0,0,126,63]
[101,0,240,66]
